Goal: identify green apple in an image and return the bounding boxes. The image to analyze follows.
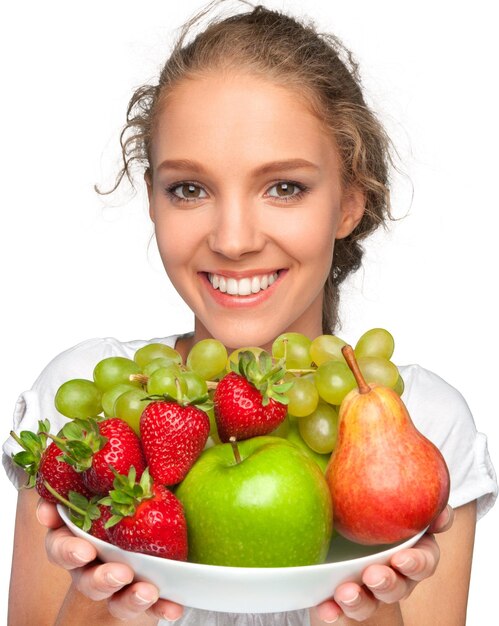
[175,436,332,567]
[286,418,331,473]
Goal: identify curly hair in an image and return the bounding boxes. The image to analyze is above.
[99,0,395,333]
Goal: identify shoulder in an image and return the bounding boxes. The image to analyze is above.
[399,363,471,431]
[32,335,179,387]
[2,334,181,487]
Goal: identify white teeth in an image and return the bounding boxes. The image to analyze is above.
[208,272,279,296]
[238,278,252,296]
[226,278,238,295]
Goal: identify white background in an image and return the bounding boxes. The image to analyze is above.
[1,1,497,623]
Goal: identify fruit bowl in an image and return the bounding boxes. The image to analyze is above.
[58,505,426,614]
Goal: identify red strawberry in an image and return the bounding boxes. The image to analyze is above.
[213,351,292,442]
[36,442,93,502]
[10,420,91,503]
[52,417,146,496]
[103,467,188,560]
[89,504,113,541]
[83,418,146,495]
[140,401,210,485]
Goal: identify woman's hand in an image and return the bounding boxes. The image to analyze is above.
[312,505,454,624]
[37,499,185,622]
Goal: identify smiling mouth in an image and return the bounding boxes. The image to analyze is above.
[207,271,281,296]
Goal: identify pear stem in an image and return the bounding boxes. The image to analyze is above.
[341,345,371,394]
[229,437,242,464]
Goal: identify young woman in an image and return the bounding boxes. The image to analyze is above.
[4,2,497,625]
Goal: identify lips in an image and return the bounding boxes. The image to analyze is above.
[207,271,279,296]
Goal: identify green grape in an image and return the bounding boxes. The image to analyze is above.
[355,328,395,360]
[147,365,188,398]
[285,418,330,472]
[298,402,339,454]
[182,371,208,400]
[310,334,346,366]
[102,383,139,416]
[55,379,102,419]
[186,339,228,380]
[357,357,399,388]
[143,357,181,377]
[134,343,183,369]
[272,332,312,369]
[114,388,152,435]
[226,346,265,372]
[315,360,356,405]
[93,357,142,391]
[393,374,405,396]
[287,377,319,417]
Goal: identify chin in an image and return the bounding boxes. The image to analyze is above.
[204,318,286,352]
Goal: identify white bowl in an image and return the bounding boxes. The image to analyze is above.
[58,505,425,614]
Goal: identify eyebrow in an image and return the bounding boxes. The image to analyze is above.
[156,158,320,176]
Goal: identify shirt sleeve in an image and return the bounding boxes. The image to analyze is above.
[2,337,142,489]
[400,364,498,520]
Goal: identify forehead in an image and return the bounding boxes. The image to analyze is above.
[150,72,340,172]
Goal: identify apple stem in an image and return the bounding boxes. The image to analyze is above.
[229,437,242,464]
[341,345,371,394]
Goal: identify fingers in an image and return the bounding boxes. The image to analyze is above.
[147,599,185,622]
[45,525,97,570]
[428,504,454,534]
[362,563,415,603]
[36,498,64,529]
[390,533,440,582]
[313,583,380,622]
[70,562,135,602]
[107,582,184,622]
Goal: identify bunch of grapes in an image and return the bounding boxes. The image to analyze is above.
[53,328,401,460]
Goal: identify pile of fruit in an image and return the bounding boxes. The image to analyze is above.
[10,328,450,568]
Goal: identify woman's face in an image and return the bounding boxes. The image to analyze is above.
[147,72,364,351]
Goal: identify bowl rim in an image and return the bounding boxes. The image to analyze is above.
[57,504,427,574]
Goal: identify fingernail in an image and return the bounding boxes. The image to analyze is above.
[339,591,360,607]
[395,557,417,573]
[323,617,340,624]
[161,616,179,623]
[368,576,389,590]
[105,572,129,587]
[70,551,90,565]
[133,591,158,606]
[35,500,43,524]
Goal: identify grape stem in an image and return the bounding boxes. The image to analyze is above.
[129,374,149,385]
[206,381,218,390]
[286,368,316,374]
[341,345,371,394]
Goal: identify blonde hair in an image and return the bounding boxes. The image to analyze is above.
[101,1,394,332]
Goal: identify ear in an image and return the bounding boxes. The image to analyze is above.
[335,186,366,239]
[144,169,154,222]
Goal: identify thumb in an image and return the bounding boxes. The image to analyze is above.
[36,498,64,529]
[428,504,454,534]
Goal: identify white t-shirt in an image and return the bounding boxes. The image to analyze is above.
[3,335,498,626]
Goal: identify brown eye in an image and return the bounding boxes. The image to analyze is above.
[180,183,203,198]
[168,183,208,202]
[268,182,299,198]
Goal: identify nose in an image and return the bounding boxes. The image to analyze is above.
[207,196,266,260]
